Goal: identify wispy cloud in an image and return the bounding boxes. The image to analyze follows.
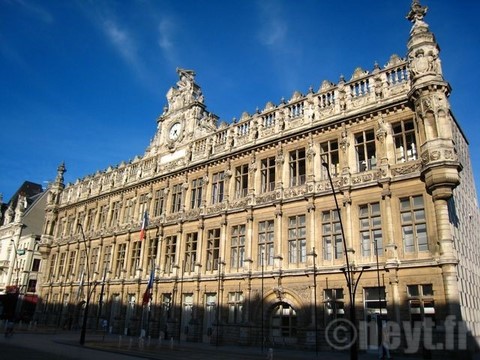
[157,15,180,67]
[256,2,287,48]
[10,0,53,23]
[102,19,140,67]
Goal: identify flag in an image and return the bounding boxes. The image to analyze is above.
[139,211,149,241]
[142,267,154,306]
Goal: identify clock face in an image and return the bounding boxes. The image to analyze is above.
[168,122,182,141]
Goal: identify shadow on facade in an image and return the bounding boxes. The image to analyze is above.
[29,290,478,358]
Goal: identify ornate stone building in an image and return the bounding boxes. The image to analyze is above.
[37,1,479,353]
[0,181,45,321]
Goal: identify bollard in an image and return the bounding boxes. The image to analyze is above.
[157,335,162,348]
[139,337,144,350]
[129,337,133,349]
[267,348,273,360]
[170,336,174,349]
[118,335,122,347]
[147,335,151,347]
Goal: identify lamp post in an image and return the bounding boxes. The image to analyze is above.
[322,159,369,360]
[308,247,318,356]
[216,258,225,347]
[77,223,98,346]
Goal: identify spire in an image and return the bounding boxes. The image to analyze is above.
[406,0,444,89]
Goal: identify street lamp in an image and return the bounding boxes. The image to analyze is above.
[322,158,368,360]
[77,223,98,346]
[307,247,318,356]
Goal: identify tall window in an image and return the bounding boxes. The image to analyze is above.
[322,210,343,260]
[58,252,66,280]
[76,212,85,231]
[393,119,417,163]
[407,284,435,323]
[185,232,198,273]
[206,229,220,271]
[86,208,96,231]
[258,220,274,266]
[355,129,376,172]
[102,245,112,274]
[130,242,141,276]
[230,225,245,270]
[364,287,387,320]
[164,235,177,275]
[171,184,183,213]
[289,148,306,186]
[123,199,134,224]
[182,294,194,330]
[320,140,340,179]
[324,288,345,322]
[31,258,41,272]
[288,215,306,264]
[235,164,249,198]
[153,189,165,217]
[138,193,149,221]
[400,195,428,253]
[78,250,86,280]
[147,238,157,269]
[228,292,244,324]
[190,178,204,209]
[205,293,217,333]
[162,293,172,319]
[211,172,225,204]
[27,279,37,293]
[98,204,109,228]
[110,201,121,227]
[359,203,382,257]
[261,157,276,192]
[115,243,126,277]
[67,251,76,279]
[66,215,75,236]
[90,247,99,275]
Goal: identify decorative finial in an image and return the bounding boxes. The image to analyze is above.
[56,162,66,183]
[407,0,428,24]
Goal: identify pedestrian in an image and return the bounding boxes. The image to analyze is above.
[4,319,14,337]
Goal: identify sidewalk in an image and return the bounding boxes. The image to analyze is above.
[6,325,475,360]
[80,332,423,360]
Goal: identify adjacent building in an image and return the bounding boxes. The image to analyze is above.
[36,1,480,354]
[0,181,45,321]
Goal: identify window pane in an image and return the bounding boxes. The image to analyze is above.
[413,195,423,207]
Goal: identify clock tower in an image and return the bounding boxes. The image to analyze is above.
[145,68,219,160]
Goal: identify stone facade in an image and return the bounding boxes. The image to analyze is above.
[36,1,479,354]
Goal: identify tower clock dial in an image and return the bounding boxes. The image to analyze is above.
[168,122,182,141]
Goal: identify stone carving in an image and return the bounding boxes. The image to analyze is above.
[340,126,349,153]
[376,117,388,143]
[166,68,203,112]
[391,162,422,175]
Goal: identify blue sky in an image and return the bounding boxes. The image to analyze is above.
[1,0,479,202]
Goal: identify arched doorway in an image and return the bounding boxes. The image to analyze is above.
[269,302,298,345]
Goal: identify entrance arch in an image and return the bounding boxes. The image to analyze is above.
[268,302,298,345]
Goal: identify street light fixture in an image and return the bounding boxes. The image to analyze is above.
[77,223,98,346]
[322,158,369,360]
